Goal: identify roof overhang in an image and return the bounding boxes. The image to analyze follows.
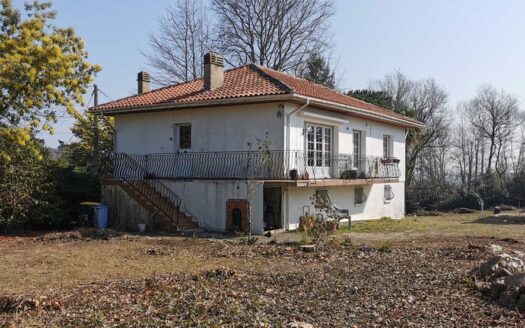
[90,93,424,129]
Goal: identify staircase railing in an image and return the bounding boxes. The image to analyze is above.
[101,152,183,228]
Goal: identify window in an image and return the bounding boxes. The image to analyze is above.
[306,123,332,167]
[353,131,362,168]
[315,190,330,207]
[383,135,391,158]
[178,124,192,150]
[355,187,367,205]
[384,185,394,201]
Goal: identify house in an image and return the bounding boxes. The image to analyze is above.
[91,53,423,234]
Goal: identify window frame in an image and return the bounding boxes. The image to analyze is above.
[383,135,392,158]
[384,184,394,202]
[353,130,362,168]
[315,189,330,208]
[305,123,332,168]
[177,124,192,150]
[354,187,367,205]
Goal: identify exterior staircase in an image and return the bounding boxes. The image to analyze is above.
[120,181,198,230]
[103,153,198,232]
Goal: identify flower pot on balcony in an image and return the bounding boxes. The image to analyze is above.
[392,158,400,164]
[381,158,393,164]
[341,169,358,179]
[289,169,298,180]
[340,170,357,179]
[301,171,310,180]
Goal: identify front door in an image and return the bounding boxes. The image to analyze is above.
[173,124,192,178]
[306,123,332,179]
[263,187,282,230]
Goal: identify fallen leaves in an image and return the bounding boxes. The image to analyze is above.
[0,237,524,327]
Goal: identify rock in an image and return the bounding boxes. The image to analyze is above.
[497,204,516,211]
[504,274,525,288]
[477,256,525,309]
[495,268,513,278]
[516,293,525,310]
[456,207,476,214]
[498,288,520,308]
[512,250,525,258]
[288,322,314,328]
[479,255,505,278]
[300,245,316,253]
[489,244,503,254]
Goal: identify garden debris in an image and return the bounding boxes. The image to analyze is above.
[1,237,524,326]
[145,247,169,256]
[36,228,123,242]
[474,250,525,310]
[489,244,503,254]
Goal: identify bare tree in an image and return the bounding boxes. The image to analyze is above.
[144,0,210,85]
[373,72,450,187]
[467,86,520,174]
[450,104,478,190]
[211,0,334,72]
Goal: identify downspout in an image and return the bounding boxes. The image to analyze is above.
[286,97,310,152]
[284,97,309,230]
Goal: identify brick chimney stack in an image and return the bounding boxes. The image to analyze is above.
[137,71,151,94]
[203,53,224,90]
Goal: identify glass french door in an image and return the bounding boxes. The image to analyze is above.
[306,123,332,178]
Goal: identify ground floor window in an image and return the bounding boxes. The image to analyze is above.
[315,189,330,208]
[384,185,394,201]
[355,187,367,205]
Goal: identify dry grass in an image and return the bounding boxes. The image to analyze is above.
[342,211,525,237]
[1,211,524,295]
[0,236,299,294]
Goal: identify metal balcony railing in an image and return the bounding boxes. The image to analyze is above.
[103,151,401,181]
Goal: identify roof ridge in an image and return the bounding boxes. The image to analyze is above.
[92,64,256,109]
[257,65,401,114]
[250,64,294,94]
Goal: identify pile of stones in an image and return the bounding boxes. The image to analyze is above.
[474,244,525,310]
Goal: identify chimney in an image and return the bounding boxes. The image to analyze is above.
[203,53,224,90]
[137,71,151,94]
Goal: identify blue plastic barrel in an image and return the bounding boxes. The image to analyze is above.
[94,205,110,229]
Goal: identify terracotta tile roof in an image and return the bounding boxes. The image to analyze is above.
[91,64,421,126]
[257,66,421,125]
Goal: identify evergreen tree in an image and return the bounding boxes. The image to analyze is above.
[301,52,336,89]
[346,89,394,110]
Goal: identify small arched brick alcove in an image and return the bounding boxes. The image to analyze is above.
[226,199,250,233]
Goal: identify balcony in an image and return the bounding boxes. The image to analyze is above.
[104,151,400,184]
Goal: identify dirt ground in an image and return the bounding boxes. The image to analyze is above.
[0,212,524,327]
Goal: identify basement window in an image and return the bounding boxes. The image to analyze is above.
[355,187,367,205]
[384,185,394,202]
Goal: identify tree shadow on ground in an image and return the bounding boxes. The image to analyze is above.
[470,215,525,225]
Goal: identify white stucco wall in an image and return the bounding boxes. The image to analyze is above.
[284,182,405,230]
[285,104,407,182]
[162,180,264,234]
[113,102,409,232]
[114,103,285,154]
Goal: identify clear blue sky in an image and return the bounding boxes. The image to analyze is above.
[22,0,524,147]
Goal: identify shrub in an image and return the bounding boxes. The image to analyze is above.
[298,214,336,249]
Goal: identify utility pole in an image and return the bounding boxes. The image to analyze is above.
[93,84,99,174]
